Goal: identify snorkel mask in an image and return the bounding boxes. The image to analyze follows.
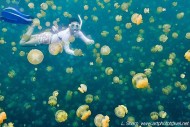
[69,15,83,33]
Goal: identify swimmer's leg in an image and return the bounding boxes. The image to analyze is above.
[20,24,37,46]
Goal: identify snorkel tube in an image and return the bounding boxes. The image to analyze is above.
[78,14,83,29]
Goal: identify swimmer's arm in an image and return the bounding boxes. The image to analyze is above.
[78,31,94,45]
[63,42,75,55]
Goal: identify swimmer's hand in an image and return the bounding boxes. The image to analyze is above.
[74,49,84,56]
[86,39,94,45]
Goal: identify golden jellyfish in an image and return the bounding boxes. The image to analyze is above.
[84,16,88,20]
[76,105,91,121]
[96,57,103,64]
[92,15,98,22]
[45,21,50,27]
[100,45,111,55]
[114,105,128,118]
[121,2,129,12]
[169,52,176,60]
[28,2,34,9]
[114,3,120,9]
[40,3,48,10]
[115,15,122,22]
[8,70,16,78]
[78,84,87,93]
[105,67,113,75]
[162,85,172,95]
[144,68,152,77]
[94,114,110,127]
[66,67,73,74]
[172,2,178,6]
[95,43,100,48]
[0,38,5,44]
[65,90,73,101]
[151,45,163,53]
[84,5,89,10]
[158,105,164,111]
[185,33,190,39]
[174,81,181,88]
[2,28,7,33]
[131,13,143,25]
[149,16,155,23]
[74,49,83,56]
[113,76,120,84]
[46,66,53,72]
[114,34,122,42]
[48,96,57,106]
[172,32,178,39]
[125,23,132,29]
[159,34,168,42]
[127,116,135,122]
[159,111,167,118]
[101,31,109,37]
[85,94,93,103]
[0,112,7,124]
[136,36,144,42]
[32,18,40,26]
[166,59,173,66]
[104,0,110,3]
[180,84,187,91]
[51,5,57,10]
[176,12,184,19]
[156,7,166,13]
[8,122,14,127]
[53,90,59,97]
[132,73,149,89]
[118,58,124,63]
[144,8,150,13]
[180,73,185,79]
[48,43,63,55]
[27,49,44,65]
[0,95,4,101]
[150,112,159,120]
[55,110,68,122]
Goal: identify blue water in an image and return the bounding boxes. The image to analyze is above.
[0,0,190,126]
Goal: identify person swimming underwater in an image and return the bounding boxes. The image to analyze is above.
[20,15,94,56]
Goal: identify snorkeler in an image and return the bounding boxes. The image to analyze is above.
[20,15,94,56]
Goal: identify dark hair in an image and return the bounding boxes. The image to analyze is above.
[69,18,80,23]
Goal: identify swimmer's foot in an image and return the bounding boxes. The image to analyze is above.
[21,34,31,42]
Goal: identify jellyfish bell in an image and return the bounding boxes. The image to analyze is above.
[114,105,128,118]
[184,50,190,61]
[48,43,63,55]
[132,73,149,89]
[150,112,159,120]
[27,49,44,65]
[131,13,143,25]
[100,45,111,55]
[55,110,68,122]
[0,112,6,124]
[78,84,87,93]
[94,114,110,127]
[76,105,91,121]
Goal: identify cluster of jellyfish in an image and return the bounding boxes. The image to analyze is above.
[45,72,152,126]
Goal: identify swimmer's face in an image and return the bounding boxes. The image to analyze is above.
[69,22,81,33]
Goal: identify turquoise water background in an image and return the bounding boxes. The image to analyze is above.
[0,0,190,126]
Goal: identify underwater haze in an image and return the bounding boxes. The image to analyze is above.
[0,0,190,127]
